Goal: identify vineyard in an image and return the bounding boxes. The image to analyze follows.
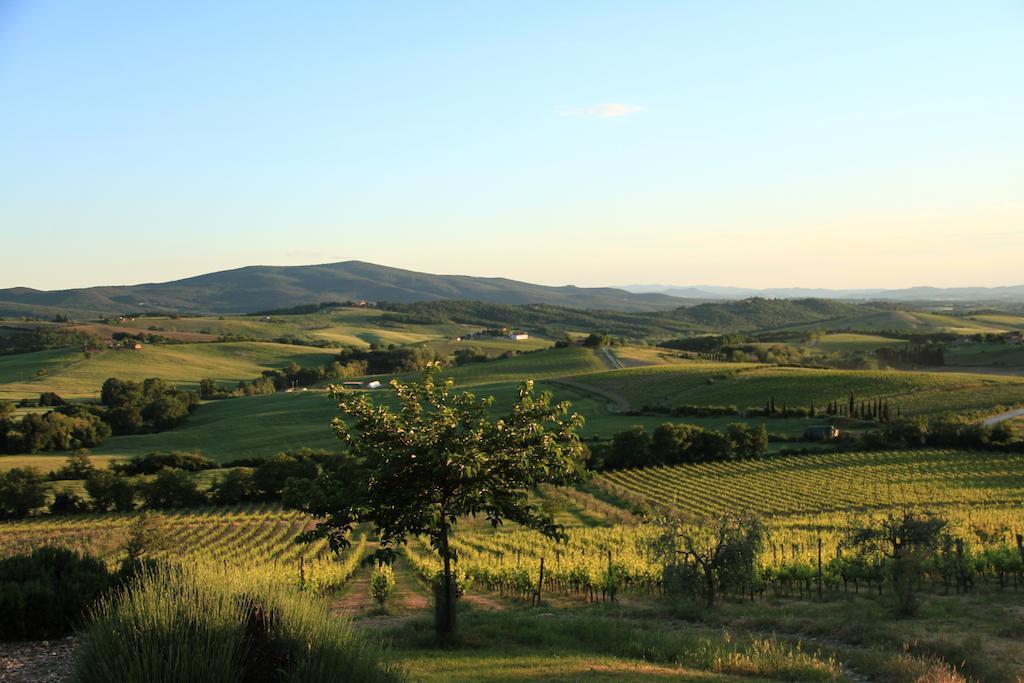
[5,449,1023,606]
[596,449,1024,518]
[395,450,1024,605]
[0,504,366,593]
[403,511,1024,605]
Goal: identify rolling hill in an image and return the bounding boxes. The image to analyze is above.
[0,261,690,317]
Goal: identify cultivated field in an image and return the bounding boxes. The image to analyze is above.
[570,361,1024,415]
[0,342,339,399]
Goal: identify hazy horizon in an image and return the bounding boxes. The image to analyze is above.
[2,258,1021,295]
[2,2,1022,290]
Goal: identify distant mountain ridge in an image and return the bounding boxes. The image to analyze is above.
[0,261,693,318]
[621,284,1024,302]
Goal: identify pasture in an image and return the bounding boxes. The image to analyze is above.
[0,341,339,399]
[113,308,470,347]
[945,342,1024,368]
[782,309,1016,335]
[807,332,908,352]
[570,361,1024,415]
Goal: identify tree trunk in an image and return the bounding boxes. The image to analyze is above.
[436,524,456,635]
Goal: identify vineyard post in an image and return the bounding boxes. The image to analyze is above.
[955,538,965,594]
[299,554,306,590]
[607,549,614,603]
[1017,534,1024,567]
[535,556,545,607]
[817,537,823,599]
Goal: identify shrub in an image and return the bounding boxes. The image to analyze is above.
[252,452,319,499]
[85,470,138,512]
[113,451,218,475]
[0,467,48,519]
[141,468,207,509]
[52,451,97,480]
[0,547,114,640]
[49,490,90,514]
[74,562,401,682]
[209,468,258,505]
[371,564,395,607]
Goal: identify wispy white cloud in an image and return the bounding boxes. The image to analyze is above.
[556,103,645,118]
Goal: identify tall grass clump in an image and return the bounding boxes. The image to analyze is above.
[73,561,402,683]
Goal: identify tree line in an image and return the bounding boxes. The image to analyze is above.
[0,378,199,455]
[0,449,331,519]
[590,422,769,470]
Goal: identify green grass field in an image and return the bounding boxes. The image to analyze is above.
[783,309,1015,334]
[0,454,124,473]
[944,342,1024,368]
[113,308,471,347]
[69,374,815,463]
[435,346,607,386]
[0,342,339,399]
[808,332,908,353]
[570,361,1024,415]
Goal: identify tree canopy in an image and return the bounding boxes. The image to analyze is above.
[284,365,587,632]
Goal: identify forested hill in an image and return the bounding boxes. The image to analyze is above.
[380,298,881,338]
[0,261,691,317]
[676,297,875,331]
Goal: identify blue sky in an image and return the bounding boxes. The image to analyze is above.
[1,1,1022,290]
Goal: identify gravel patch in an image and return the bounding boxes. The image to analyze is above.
[0,637,77,683]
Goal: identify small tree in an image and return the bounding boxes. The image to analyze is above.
[846,511,945,616]
[655,514,765,607]
[85,470,137,512]
[0,467,48,519]
[53,451,97,480]
[284,367,586,634]
[141,468,206,509]
[123,512,170,562]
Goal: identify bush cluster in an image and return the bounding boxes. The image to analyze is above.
[0,547,114,640]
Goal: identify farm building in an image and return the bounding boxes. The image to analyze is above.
[1005,332,1023,344]
[804,425,840,441]
[341,381,364,389]
[366,380,383,389]
[508,332,529,341]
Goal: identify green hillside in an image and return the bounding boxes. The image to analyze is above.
[436,346,607,386]
[809,332,909,352]
[570,362,1024,415]
[783,309,1015,334]
[0,261,688,316]
[0,342,338,399]
[114,308,470,347]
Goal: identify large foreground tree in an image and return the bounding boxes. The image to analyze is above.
[284,366,587,633]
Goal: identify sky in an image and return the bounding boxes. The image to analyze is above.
[1,1,1022,291]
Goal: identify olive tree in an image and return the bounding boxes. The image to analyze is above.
[654,514,765,607]
[284,366,586,634]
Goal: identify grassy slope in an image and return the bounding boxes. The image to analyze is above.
[571,361,1024,415]
[9,345,1022,462]
[0,342,339,399]
[783,309,1015,334]
[436,346,607,386]
[113,309,469,346]
[809,332,908,352]
[94,391,340,461]
[944,342,1024,367]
